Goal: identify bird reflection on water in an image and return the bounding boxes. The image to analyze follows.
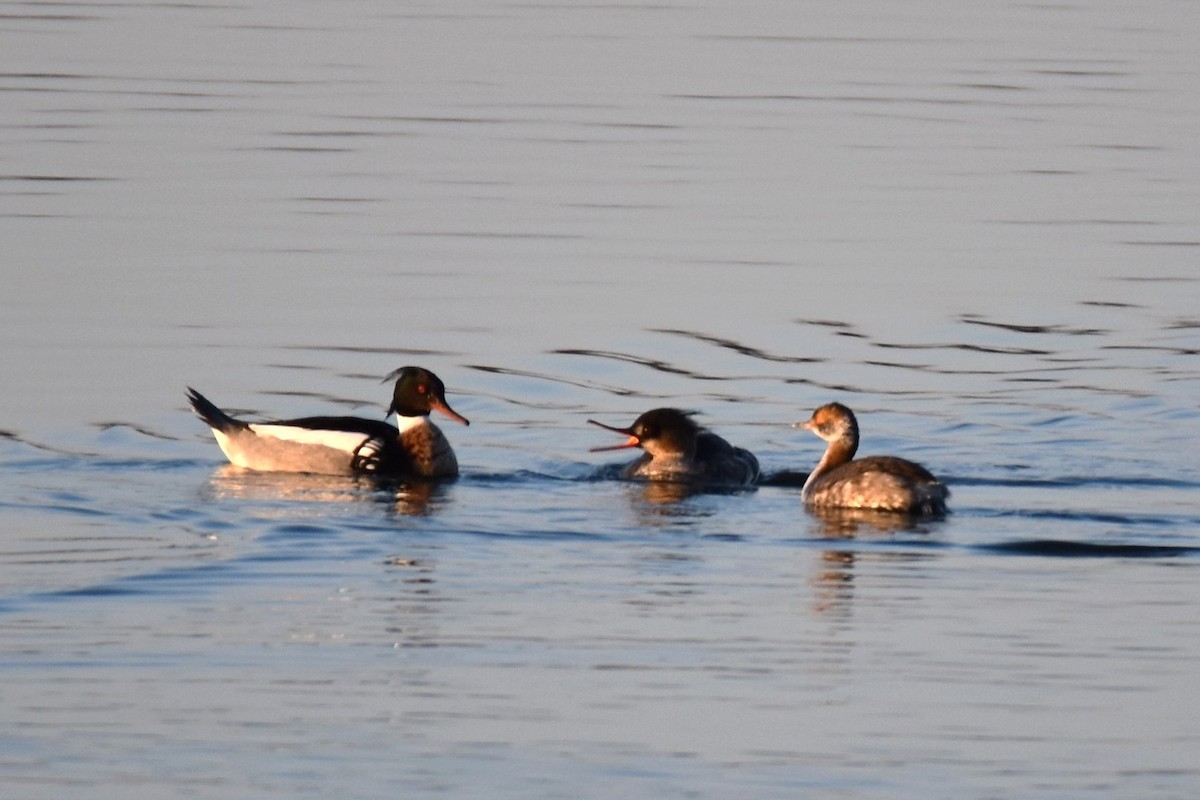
[806,505,944,537]
[204,465,447,517]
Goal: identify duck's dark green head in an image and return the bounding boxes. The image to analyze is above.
[385,366,469,425]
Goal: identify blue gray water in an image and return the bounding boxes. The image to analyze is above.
[2,2,1199,798]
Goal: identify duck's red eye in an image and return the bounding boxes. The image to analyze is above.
[417,384,427,395]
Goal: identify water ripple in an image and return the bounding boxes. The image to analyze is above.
[979,540,1197,558]
[649,328,824,364]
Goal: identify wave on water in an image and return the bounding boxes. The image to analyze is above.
[978,539,1198,558]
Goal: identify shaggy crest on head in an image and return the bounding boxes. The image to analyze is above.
[588,407,760,487]
[384,366,469,426]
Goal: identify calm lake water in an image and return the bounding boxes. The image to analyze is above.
[3,1,1199,798]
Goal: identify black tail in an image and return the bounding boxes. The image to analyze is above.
[186,387,248,433]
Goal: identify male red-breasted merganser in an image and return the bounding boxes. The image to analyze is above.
[795,402,947,514]
[588,407,760,486]
[187,366,468,478]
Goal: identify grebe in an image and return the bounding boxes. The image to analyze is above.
[588,407,760,486]
[188,366,469,478]
[795,402,947,514]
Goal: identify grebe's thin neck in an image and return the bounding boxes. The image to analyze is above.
[802,437,857,499]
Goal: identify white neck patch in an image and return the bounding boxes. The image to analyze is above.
[395,414,430,433]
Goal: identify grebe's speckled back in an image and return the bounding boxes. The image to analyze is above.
[795,402,947,515]
[589,407,760,486]
[188,366,469,478]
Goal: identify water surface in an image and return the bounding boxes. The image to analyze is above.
[2,2,1199,798]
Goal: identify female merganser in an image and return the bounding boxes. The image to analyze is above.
[188,366,469,478]
[795,402,947,515]
[588,407,760,486]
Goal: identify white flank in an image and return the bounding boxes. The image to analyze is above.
[208,421,404,474]
[212,428,236,453]
[248,423,370,453]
